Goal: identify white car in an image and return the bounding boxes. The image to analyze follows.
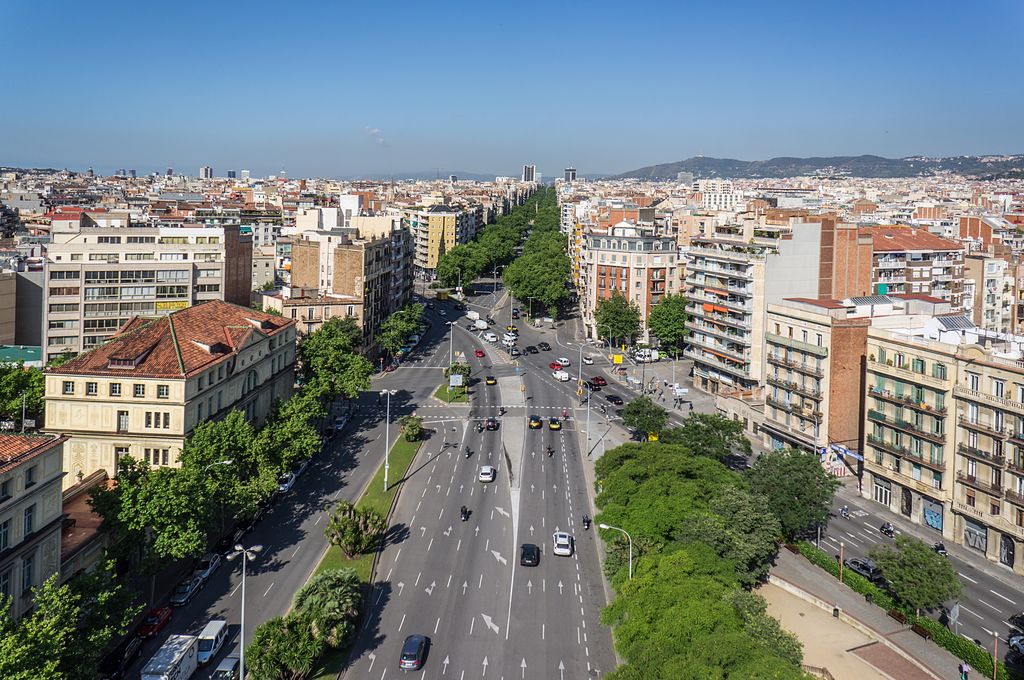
[277,472,296,493]
[483,332,498,342]
[582,355,594,365]
[556,357,571,367]
[503,332,517,343]
[552,531,574,557]
[502,338,516,347]
[478,465,496,483]
[552,370,570,381]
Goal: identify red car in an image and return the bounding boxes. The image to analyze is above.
[590,376,607,386]
[474,349,485,358]
[138,606,172,638]
[549,362,563,370]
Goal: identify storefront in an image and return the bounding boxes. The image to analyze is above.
[963,517,988,554]
[922,497,944,533]
[872,476,892,509]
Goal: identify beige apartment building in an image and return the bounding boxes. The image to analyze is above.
[0,271,14,345]
[43,301,295,488]
[261,288,362,337]
[963,253,1014,333]
[43,220,252,361]
[862,226,965,309]
[402,205,476,278]
[0,434,67,619]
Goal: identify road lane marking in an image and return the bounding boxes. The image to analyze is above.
[960,604,984,619]
[263,582,274,597]
[427,538,434,551]
[479,573,483,589]
[393,548,402,565]
[979,598,1003,613]
[291,545,301,558]
[542,623,545,639]
[991,590,1018,605]
[399,613,406,631]
[229,582,241,597]
[415,571,421,586]
[434,617,441,634]
[959,572,979,584]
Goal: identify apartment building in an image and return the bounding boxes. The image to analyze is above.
[578,222,678,343]
[43,301,295,488]
[862,226,965,309]
[403,205,476,279]
[0,434,67,620]
[261,289,361,336]
[252,245,277,291]
[696,179,738,212]
[42,222,252,361]
[964,254,1014,333]
[0,271,14,345]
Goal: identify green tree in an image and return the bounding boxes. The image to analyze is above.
[292,568,362,648]
[0,363,45,425]
[746,450,840,540]
[659,413,752,460]
[620,396,668,438]
[436,243,486,288]
[324,500,387,558]
[646,293,689,353]
[727,590,803,667]
[869,536,963,614]
[444,361,472,385]
[298,317,372,397]
[378,303,424,355]
[246,615,325,680]
[594,291,642,344]
[398,415,423,442]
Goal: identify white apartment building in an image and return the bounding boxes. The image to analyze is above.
[696,179,739,212]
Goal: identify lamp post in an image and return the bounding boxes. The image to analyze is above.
[202,459,234,473]
[448,321,456,367]
[227,543,262,680]
[599,523,633,579]
[382,389,398,491]
[597,323,616,365]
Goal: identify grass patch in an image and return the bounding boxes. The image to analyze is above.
[309,436,423,679]
[433,384,468,403]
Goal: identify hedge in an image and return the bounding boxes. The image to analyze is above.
[795,541,1012,679]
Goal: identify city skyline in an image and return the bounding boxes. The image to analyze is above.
[3,0,1023,177]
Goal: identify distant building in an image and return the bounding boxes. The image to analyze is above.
[227,170,237,179]
[166,168,173,177]
[564,167,577,183]
[43,301,296,487]
[241,170,251,182]
[522,165,536,183]
[199,166,213,180]
[0,272,14,345]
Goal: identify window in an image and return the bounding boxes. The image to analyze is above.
[816,333,823,347]
[992,502,1001,516]
[24,466,35,488]
[911,358,925,374]
[145,412,152,428]
[21,552,33,592]
[966,491,976,507]
[117,410,128,432]
[157,385,169,399]
[994,379,1006,398]
[23,504,34,535]
[968,372,980,391]
[109,383,122,397]
[86,382,97,396]
[62,381,74,395]
[49,270,80,280]
[0,479,10,503]
[0,519,9,551]
[134,384,145,398]
[163,413,170,429]
[49,286,80,296]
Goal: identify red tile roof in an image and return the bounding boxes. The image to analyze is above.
[859,226,963,253]
[47,300,295,379]
[0,434,67,475]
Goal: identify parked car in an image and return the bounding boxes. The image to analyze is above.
[590,376,608,386]
[98,634,143,679]
[192,553,222,583]
[399,634,429,671]
[215,525,245,555]
[211,654,241,680]
[478,465,496,483]
[552,531,574,557]
[277,472,296,493]
[556,357,571,367]
[291,458,309,477]
[138,606,172,638]
[843,557,883,583]
[520,543,540,567]
[169,576,204,607]
[528,415,543,429]
[1010,635,1024,654]
[537,342,551,351]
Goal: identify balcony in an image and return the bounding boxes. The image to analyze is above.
[869,436,946,472]
[867,358,948,389]
[957,414,1008,440]
[877,259,907,269]
[688,293,752,313]
[690,322,750,345]
[686,259,752,279]
[957,471,1003,497]
[687,246,757,263]
[868,409,946,444]
[868,387,948,415]
[689,335,750,362]
[1009,458,1024,474]
[684,348,750,379]
[957,443,1005,467]
[767,375,822,400]
[765,332,829,358]
[686,305,751,330]
[954,385,1024,416]
[767,354,825,378]
[1006,488,1024,508]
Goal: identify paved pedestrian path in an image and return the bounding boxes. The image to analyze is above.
[771,548,963,680]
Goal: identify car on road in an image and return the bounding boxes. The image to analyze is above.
[399,634,429,671]
[212,654,241,680]
[520,543,541,566]
[1010,635,1024,654]
[529,415,543,429]
[485,375,497,385]
[511,309,520,319]
[548,417,561,430]
[524,345,538,354]
[169,575,204,607]
[552,370,570,381]
[291,458,309,477]
[1011,612,1024,632]
[485,417,499,431]
[98,633,142,679]
[505,325,518,335]
[552,531,574,557]
[590,375,607,386]
[537,341,551,351]
[138,606,173,638]
[427,302,435,309]
[605,394,623,405]
[586,380,602,391]
[843,557,883,583]
[192,552,222,583]
[478,465,496,483]
[277,471,296,493]
[549,361,563,370]
[474,348,485,358]
[483,331,498,342]
[502,338,515,348]
[556,357,571,366]
[510,347,520,357]
[583,355,594,365]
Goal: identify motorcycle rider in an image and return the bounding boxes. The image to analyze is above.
[464,445,472,458]
[546,445,554,457]
[460,505,469,521]
[840,505,850,519]
[583,514,591,530]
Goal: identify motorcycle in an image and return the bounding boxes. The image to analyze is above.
[933,541,948,556]
[460,506,469,522]
[476,423,484,433]
[840,506,850,520]
[879,522,895,538]
[464,446,472,459]
[582,515,591,530]
[547,446,554,458]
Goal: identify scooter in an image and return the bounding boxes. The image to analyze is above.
[879,522,895,538]
[840,506,850,520]
[547,446,554,457]
[933,542,948,556]
[460,506,469,522]
[464,446,472,459]
[582,515,591,531]
[476,423,484,433]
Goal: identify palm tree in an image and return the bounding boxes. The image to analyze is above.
[247,615,324,680]
[292,568,362,648]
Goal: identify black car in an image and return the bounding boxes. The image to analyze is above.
[537,342,551,351]
[524,345,538,354]
[98,634,142,679]
[520,543,540,567]
[586,380,602,391]
[1010,612,1024,632]
[215,525,245,555]
[605,394,623,405]
[399,634,429,671]
[485,417,499,431]
[843,557,883,583]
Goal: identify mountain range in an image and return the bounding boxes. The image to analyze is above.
[612,154,1024,180]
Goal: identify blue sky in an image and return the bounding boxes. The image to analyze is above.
[2,0,1022,177]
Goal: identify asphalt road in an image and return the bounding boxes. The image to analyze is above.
[127,310,454,678]
[344,290,616,679]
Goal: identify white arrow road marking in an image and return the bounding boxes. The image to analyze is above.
[491,550,508,565]
[558,580,564,594]
[425,581,436,596]
[420,526,427,537]
[558,660,565,679]
[527,580,533,594]
[475,526,480,537]
[495,506,510,518]
[481,614,500,634]
[442,656,450,674]
[482,656,489,675]
[529,525,535,536]
[521,658,527,678]
[462,580,468,595]
[397,582,405,596]
[368,653,376,673]
[444,526,452,537]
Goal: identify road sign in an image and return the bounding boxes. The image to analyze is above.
[449,374,464,387]
[612,354,623,365]
[0,421,13,431]
[22,419,35,429]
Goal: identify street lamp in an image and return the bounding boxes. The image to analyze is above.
[202,459,234,473]
[382,389,398,491]
[448,321,456,367]
[226,543,263,680]
[598,523,633,579]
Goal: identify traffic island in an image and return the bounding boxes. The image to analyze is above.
[433,384,469,403]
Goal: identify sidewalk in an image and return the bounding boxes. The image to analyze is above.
[771,548,963,680]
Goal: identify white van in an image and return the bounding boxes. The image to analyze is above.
[552,370,570,382]
[196,619,228,665]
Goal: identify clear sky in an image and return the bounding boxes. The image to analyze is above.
[2,0,1022,178]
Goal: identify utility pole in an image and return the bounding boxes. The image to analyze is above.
[21,394,26,433]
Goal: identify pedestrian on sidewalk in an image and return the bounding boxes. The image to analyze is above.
[689,403,694,412]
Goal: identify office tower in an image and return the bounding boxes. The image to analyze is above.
[564,167,577,182]
[86,167,94,178]
[522,165,536,183]
[227,170,237,179]
[242,170,251,181]
[128,169,136,178]
[166,167,174,177]
[199,165,213,179]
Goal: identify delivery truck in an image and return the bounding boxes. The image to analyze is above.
[466,310,480,321]
[141,634,198,680]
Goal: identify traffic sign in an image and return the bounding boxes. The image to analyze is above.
[612,354,623,365]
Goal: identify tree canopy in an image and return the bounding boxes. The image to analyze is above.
[298,317,372,397]
[594,291,642,343]
[620,396,668,437]
[659,413,751,460]
[869,536,962,614]
[645,293,689,353]
[746,450,840,540]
